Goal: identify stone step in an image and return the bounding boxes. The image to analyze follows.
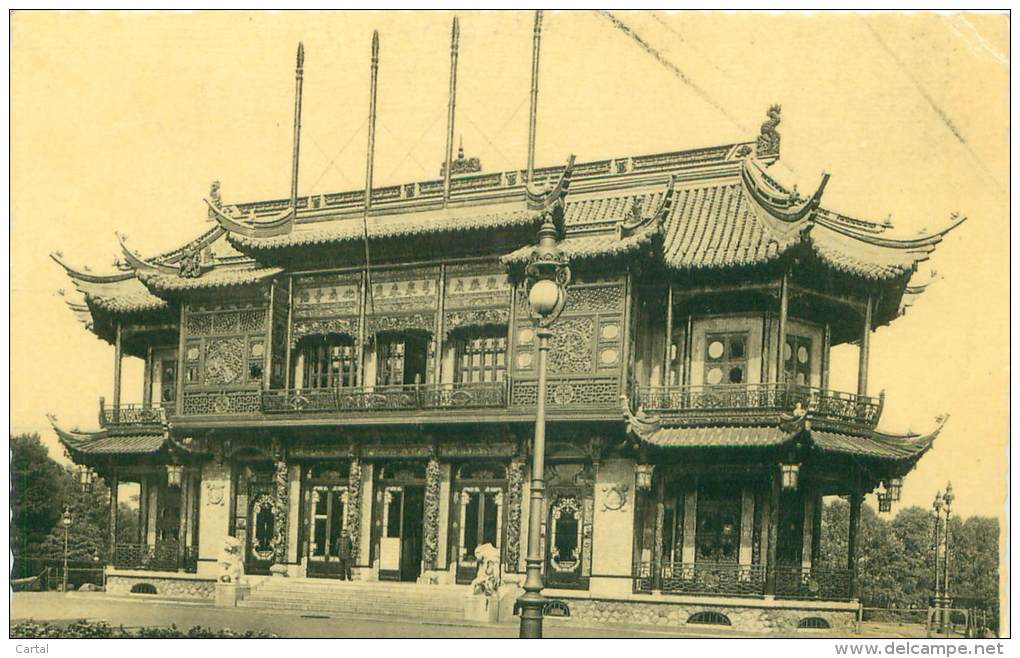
[247,590,466,606]
[237,598,466,620]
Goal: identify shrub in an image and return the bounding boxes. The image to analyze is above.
[11,619,277,639]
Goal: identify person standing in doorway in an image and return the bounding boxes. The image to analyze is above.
[336,529,354,581]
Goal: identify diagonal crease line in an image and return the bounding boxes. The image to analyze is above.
[307,118,368,193]
[651,12,728,75]
[861,17,1004,193]
[462,112,515,167]
[596,10,747,133]
[381,111,446,181]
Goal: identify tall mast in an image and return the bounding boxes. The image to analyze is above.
[442,16,460,207]
[362,31,380,315]
[290,42,305,220]
[526,10,543,183]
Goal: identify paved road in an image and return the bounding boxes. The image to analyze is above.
[11,593,927,639]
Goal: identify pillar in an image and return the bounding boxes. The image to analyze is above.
[138,477,148,544]
[143,346,154,406]
[775,273,789,384]
[801,489,815,570]
[739,487,755,566]
[196,461,232,578]
[590,459,638,597]
[516,461,530,574]
[436,462,452,570]
[848,491,863,600]
[821,323,832,390]
[146,477,158,545]
[113,322,123,420]
[272,443,289,565]
[286,463,301,569]
[857,297,873,396]
[811,491,823,566]
[504,458,525,574]
[108,474,119,562]
[423,457,442,572]
[764,469,781,595]
[357,462,373,567]
[681,487,697,564]
[177,471,189,569]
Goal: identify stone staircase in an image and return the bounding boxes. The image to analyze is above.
[237,577,472,622]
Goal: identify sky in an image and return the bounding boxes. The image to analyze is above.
[10,11,1009,522]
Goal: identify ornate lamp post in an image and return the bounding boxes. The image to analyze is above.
[517,209,570,639]
[61,508,72,592]
[931,483,955,634]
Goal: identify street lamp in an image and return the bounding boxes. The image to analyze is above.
[930,483,956,635]
[517,208,570,640]
[61,508,72,592]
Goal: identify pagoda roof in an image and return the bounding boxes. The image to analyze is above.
[47,415,208,464]
[630,411,944,467]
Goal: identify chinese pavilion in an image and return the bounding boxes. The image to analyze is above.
[49,33,962,634]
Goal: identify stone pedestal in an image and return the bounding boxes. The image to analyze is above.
[214,581,250,608]
[496,582,523,622]
[464,594,499,623]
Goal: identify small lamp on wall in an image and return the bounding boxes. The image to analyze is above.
[635,464,655,491]
[877,491,892,513]
[166,463,184,488]
[780,462,800,491]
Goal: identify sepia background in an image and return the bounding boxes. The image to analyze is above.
[10,11,1007,551]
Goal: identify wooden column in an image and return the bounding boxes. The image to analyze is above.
[143,346,154,406]
[662,284,674,386]
[356,272,368,386]
[821,322,832,390]
[177,470,189,570]
[764,468,781,595]
[682,316,693,386]
[739,487,755,566]
[680,486,697,563]
[113,322,123,421]
[138,476,149,544]
[651,475,665,590]
[284,276,294,388]
[857,296,873,396]
[801,488,815,569]
[108,474,119,562]
[775,273,789,384]
[433,264,447,385]
[811,491,823,566]
[847,491,863,600]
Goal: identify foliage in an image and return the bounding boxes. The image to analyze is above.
[10,619,278,639]
[818,498,999,627]
[11,434,76,555]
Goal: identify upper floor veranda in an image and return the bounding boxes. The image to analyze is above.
[54,135,962,436]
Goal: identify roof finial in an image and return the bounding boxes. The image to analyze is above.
[756,104,781,158]
[458,134,464,160]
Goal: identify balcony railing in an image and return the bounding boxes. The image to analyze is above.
[111,542,197,573]
[633,561,852,601]
[635,383,883,427]
[775,565,853,601]
[262,381,508,415]
[99,399,173,427]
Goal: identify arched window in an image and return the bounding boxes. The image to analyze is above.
[687,611,731,626]
[296,334,357,389]
[798,617,831,630]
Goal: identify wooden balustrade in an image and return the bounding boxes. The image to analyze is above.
[99,401,173,427]
[632,561,853,601]
[262,381,508,415]
[635,383,883,427]
[111,542,197,573]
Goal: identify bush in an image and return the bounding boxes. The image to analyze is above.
[11,619,277,639]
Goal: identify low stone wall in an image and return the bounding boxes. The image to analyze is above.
[558,597,857,635]
[106,571,216,600]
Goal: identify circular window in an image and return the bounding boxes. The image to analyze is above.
[251,342,265,358]
[517,352,533,368]
[708,341,725,359]
[518,328,534,345]
[798,346,809,363]
[783,342,793,361]
[601,324,620,340]
[729,366,744,383]
[706,367,723,385]
[600,348,619,365]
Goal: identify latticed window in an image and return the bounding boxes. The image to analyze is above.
[784,334,812,386]
[704,332,748,386]
[297,335,357,389]
[454,332,507,383]
[377,334,429,386]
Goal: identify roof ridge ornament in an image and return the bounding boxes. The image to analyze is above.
[756,104,781,159]
[618,175,677,238]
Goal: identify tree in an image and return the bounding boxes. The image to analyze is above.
[36,477,111,561]
[10,433,75,555]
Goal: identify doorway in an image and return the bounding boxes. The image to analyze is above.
[306,485,347,578]
[379,485,425,582]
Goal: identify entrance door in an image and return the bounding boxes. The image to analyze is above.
[543,463,595,590]
[455,488,503,584]
[235,464,276,575]
[379,486,424,582]
[306,485,347,578]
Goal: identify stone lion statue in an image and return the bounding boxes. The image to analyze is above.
[470,543,501,596]
[218,536,245,584]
